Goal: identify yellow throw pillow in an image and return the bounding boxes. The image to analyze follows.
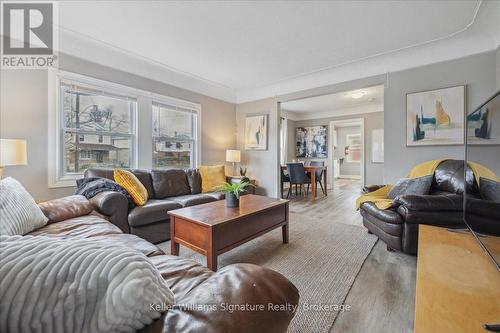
[113,169,148,206]
[199,165,226,193]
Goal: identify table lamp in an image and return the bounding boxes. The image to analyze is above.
[226,149,241,176]
[0,139,27,178]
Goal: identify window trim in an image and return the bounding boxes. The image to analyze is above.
[151,97,201,169]
[48,70,139,188]
[48,70,202,188]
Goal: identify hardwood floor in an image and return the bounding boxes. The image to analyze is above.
[286,179,363,226]
[286,179,417,333]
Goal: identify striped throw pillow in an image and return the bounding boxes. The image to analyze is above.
[0,177,48,236]
[113,169,148,206]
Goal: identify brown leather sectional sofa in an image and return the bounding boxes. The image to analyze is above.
[84,168,250,244]
[33,195,299,332]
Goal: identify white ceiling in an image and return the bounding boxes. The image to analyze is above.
[56,1,500,103]
[281,85,384,121]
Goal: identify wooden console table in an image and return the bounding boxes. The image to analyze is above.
[415,225,500,333]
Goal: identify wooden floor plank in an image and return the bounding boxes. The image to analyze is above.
[287,179,416,333]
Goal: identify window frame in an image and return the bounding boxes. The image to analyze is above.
[151,93,201,170]
[48,70,202,188]
[48,70,139,188]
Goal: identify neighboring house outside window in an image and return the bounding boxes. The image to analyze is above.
[152,102,198,169]
[61,83,136,174]
[50,72,138,187]
[49,71,200,188]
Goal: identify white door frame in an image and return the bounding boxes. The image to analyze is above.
[329,118,365,186]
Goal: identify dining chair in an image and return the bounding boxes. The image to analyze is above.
[309,161,326,195]
[286,163,311,198]
[280,166,290,198]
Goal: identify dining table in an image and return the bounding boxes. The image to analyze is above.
[281,165,328,199]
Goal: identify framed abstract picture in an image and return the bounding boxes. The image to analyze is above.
[467,92,500,145]
[406,85,465,146]
[295,125,327,158]
[245,114,268,150]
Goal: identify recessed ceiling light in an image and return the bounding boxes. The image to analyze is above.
[350,91,366,99]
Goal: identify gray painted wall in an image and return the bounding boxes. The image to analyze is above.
[235,98,280,197]
[292,112,384,185]
[384,51,498,183]
[336,126,361,176]
[240,51,497,191]
[0,54,236,201]
[497,45,500,90]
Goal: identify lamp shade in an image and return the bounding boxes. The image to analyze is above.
[226,149,241,163]
[0,139,27,166]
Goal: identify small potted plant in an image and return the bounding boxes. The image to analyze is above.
[215,182,254,208]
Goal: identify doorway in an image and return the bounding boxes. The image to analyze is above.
[329,118,365,185]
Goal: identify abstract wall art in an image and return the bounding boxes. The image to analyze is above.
[245,115,268,150]
[295,125,327,158]
[467,93,500,145]
[406,85,465,146]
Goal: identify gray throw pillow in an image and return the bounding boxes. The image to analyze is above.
[0,177,48,235]
[388,175,433,200]
[479,177,500,202]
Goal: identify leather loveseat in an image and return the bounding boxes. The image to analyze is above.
[84,168,248,244]
[31,195,299,333]
[360,160,477,254]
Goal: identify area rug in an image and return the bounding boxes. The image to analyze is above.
[158,212,377,333]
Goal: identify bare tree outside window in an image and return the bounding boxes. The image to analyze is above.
[61,83,136,174]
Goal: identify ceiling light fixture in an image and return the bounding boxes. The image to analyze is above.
[350,91,366,99]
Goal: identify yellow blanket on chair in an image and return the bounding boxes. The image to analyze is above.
[356,160,498,210]
[355,159,446,210]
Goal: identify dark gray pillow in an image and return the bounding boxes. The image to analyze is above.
[151,169,191,198]
[479,177,500,202]
[388,175,433,200]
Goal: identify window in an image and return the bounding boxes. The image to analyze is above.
[345,134,361,163]
[152,102,198,169]
[79,151,91,160]
[57,76,137,180]
[49,71,200,188]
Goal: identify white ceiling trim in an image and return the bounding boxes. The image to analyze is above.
[244,0,482,93]
[54,1,499,105]
[283,103,383,122]
[237,35,498,103]
[58,27,238,103]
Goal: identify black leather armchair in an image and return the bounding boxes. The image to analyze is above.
[360,160,477,254]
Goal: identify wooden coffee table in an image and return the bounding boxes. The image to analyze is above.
[168,194,289,271]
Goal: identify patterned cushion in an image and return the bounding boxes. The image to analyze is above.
[199,165,226,193]
[0,177,48,236]
[388,175,433,200]
[114,169,148,206]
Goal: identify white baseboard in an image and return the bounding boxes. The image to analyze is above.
[337,175,361,179]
